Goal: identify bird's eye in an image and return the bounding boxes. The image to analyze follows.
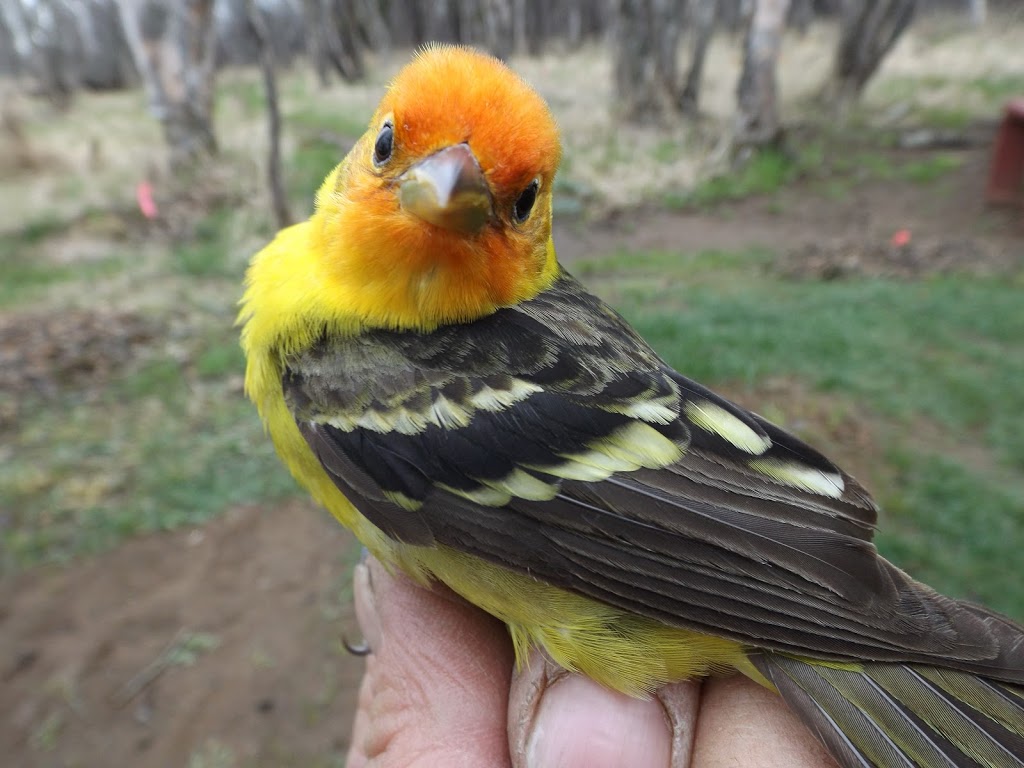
[513,179,539,223]
[373,122,394,166]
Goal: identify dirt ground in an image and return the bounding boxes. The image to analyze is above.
[1,138,1020,767]
[554,146,1022,275]
[1,503,363,768]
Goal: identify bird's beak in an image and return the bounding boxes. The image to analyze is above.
[399,143,493,234]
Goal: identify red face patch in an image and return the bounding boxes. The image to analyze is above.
[378,46,561,203]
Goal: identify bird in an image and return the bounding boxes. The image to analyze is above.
[240,44,1024,767]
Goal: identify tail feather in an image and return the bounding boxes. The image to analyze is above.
[917,667,1024,736]
[753,653,1024,768]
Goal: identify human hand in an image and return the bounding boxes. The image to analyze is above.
[345,557,837,768]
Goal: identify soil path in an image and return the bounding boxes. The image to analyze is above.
[1,503,363,767]
[555,149,1021,269]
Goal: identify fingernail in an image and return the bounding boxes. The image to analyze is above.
[352,559,382,652]
[656,681,702,768]
[526,674,672,768]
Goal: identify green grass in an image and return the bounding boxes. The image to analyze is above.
[966,75,1024,103]
[662,141,831,209]
[866,72,1022,138]
[0,252,123,307]
[287,106,369,139]
[915,106,974,131]
[662,133,962,209]
[220,78,266,116]
[174,209,239,277]
[196,337,248,379]
[682,148,804,207]
[1,371,299,569]
[288,136,348,206]
[578,248,1024,618]
[877,451,1024,613]
[651,139,682,164]
[846,151,892,176]
[900,153,963,183]
[285,103,369,206]
[3,215,68,243]
[0,214,124,307]
[188,739,236,768]
[831,149,963,187]
[30,711,64,753]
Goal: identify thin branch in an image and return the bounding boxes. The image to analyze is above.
[111,628,186,707]
[247,0,291,229]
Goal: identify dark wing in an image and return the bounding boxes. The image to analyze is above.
[285,273,1024,681]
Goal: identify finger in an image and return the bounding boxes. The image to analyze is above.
[510,650,698,768]
[346,557,516,768]
[345,562,377,768]
[691,675,839,768]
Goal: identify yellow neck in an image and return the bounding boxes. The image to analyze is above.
[279,162,561,335]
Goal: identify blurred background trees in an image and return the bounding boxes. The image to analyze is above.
[116,0,219,169]
[0,0,1010,170]
[829,0,919,113]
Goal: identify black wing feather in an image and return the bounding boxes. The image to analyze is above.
[285,272,1024,682]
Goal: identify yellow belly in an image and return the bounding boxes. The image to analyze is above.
[393,539,770,695]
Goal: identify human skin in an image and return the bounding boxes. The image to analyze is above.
[345,558,838,768]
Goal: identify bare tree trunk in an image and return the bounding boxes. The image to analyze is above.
[352,0,391,52]
[302,0,330,86]
[247,0,291,229]
[614,0,656,118]
[479,0,515,60]
[116,0,166,113]
[565,0,583,48]
[827,0,917,113]
[422,0,457,42]
[455,0,481,45]
[0,0,33,75]
[166,0,218,167]
[680,0,716,114]
[322,0,365,82]
[588,0,617,41]
[525,0,548,55]
[735,0,790,146]
[613,0,688,122]
[654,0,686,99]
[788,0,813,34]
[81,0,139,90]
[117,0,218,170]
[512,0,528,52]
[6,0,83,109]
[968,0,986,26]
[302,0,365,85]
[719,0,752,33]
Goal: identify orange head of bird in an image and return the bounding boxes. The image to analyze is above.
[314,45,562,330]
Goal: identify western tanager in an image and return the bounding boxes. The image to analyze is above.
[240,45,1024,767]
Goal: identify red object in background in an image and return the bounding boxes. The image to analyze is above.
[136,181,158,220]
[986,99,1024,206]
[891,229,911,247]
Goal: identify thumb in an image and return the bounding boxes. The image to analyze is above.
[508,651,701,768]
[347,556,515,768]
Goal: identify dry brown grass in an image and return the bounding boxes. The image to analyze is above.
[3,11,1022,230]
